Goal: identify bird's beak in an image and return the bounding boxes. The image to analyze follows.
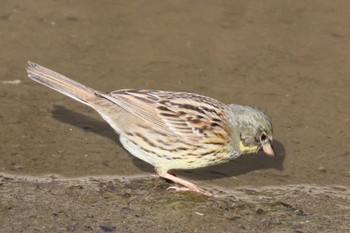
[262,142,276,157]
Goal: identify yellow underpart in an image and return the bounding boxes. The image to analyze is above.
[239,141,259,154]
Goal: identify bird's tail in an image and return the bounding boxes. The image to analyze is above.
[27,61,98,105]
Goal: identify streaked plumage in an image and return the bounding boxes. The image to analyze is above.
[27,61,275,196]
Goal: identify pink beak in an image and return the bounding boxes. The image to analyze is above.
[262,143,276,157]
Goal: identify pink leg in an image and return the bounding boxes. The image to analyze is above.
[155,168,212,196]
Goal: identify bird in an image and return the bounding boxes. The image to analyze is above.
[26,61,275,196]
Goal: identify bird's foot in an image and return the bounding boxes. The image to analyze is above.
[167,185,213,196]
[155,167,213,196]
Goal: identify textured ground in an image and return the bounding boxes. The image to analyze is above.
[1,175,349,232]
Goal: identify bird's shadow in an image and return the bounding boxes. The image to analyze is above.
[52,105,285,181]
[52,105,123,147]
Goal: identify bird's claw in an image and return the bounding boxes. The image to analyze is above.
[167,185,213,196]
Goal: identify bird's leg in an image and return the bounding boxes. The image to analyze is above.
[155,168,213,196]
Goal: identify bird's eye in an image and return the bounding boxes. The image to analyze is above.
[260,133,267,142]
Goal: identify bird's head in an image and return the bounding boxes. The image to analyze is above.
[228,104,275,157]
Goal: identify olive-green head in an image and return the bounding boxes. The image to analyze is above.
[228,104,275,156]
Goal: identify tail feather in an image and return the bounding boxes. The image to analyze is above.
[27,61,98,105]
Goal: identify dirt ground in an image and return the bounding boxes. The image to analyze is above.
[0,0,349,232]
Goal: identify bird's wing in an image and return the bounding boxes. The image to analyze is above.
[97,89,231,144]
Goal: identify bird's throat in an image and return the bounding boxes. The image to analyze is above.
[239,141,259,154]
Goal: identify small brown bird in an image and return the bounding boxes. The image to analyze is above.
[27,61,275,196]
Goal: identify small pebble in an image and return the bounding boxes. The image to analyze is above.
[99,225,116,232]
[318,165,327,172]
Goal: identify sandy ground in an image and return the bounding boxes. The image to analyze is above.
[1,174,350,232]
[0,0,349,232]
